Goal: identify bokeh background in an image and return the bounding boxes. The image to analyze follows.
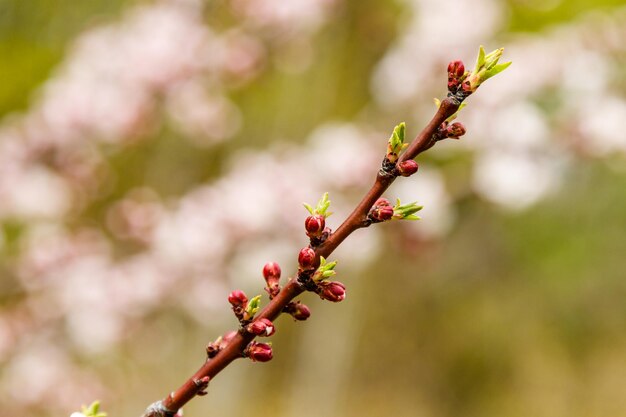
[1,0,626,416]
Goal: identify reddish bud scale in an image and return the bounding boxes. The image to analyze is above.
[246,342,273,362]
[228,290,248,307]
[304,215,325,238]
[397,160,419,177]
[318,281,346,302]
[298,247,316,269]
[247,318,275,336]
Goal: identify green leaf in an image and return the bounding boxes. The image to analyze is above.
[474,45,486,73]
[392,199,424,220]
[485,61,511,79]
[304,192,333,217]
[80,401,107,417]
[245,295,262,317]
[313,257,338,282]
[387,122,407,160]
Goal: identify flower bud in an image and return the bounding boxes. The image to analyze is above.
[228,290,248,307]
[318,281,346,302]
[304,215,325,238]
[262,262,281,285]
[397,160,419,177]
[247,318,275,336]
[375,197,391,207]
[446,122,466,139]
[447,60,465,91]
[370,199,394,222]
[246,341,273,362]
[285,301,311,321]
[448,60,465,78]
[298,247,316,269]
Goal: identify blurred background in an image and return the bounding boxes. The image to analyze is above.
[1,0,625,416]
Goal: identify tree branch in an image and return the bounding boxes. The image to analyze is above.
[141,43,512,415]
[141,97,460,417]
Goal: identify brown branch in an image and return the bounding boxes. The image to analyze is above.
[142,97,460,417]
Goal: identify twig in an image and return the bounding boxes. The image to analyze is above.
[141,46,510,417]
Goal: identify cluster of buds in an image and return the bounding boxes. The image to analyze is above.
[206,331,237,358]
[447,60,465,92]
[245,341,273,362]
[369,198,394,222]
[246,318,275,336]
[368,198,423,223]
[446,46,510,96]
[262,261,282,298]
[305,256,345,302]
[303,192,333,244]
[228,290,262,323]
[283,301,311,321]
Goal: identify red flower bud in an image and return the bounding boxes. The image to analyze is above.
[447,60,465,91]
[370,199,394,222]
[304,215,325,238]
[262,262,281,285]
[298,247,316,269]
[247,318,275,336]
[228,290,248,307]
[447,60,465,78]
[246,341,273,362]
[318,281,346,302]
[397,160,419,177]
[446,122,466,139]
[374,197,391,207]
[284,301,311,321]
